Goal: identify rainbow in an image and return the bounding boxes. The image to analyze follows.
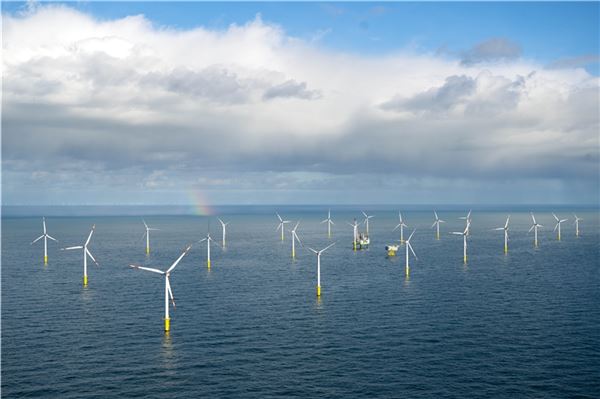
[189,190,214,216]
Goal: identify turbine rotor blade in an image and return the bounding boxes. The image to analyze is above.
[31,235,44,244]
[130,265,165,274]
[86,248,99,266]
[62,246,83,250]
[166,244,193,273]
[46,234,58,242]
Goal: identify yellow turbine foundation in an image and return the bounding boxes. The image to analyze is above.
[164,318,170,332]
[463,255,467,264]
[146,247,150,255]
[83,275,88,286]
[316,285,321,296]
[207,259,211,269]
[44,255,48,264]
[405,266,410,277]
[504,245,508,254]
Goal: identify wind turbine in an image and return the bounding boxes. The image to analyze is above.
[347,219,359,251]
[276,213,291,241]
[198,226,220,269]
[393,212,408,243]
[290,221,302,259]
[494,215,510,254]
[451,221,470,264]
[404,230,417,277]
[308,242,336,297]
[31,217,58,264]
[552,213,568,241]
[130,244,192,332]
[218,218,229,247]
[431,211,445,240]
[62,225,98,286]
[529,213,543,247]
[361,211,374,236]
[142,219,159,255]
[573,214,582,237]
[459,210,472,236]
[321,209,334,238]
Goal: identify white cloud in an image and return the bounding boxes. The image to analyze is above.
[2,5,598,204]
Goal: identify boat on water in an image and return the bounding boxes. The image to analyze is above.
[385,244,399,256]
[355,233,370,249]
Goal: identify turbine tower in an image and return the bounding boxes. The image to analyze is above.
[62,225,99,286]
[494,215,510,254]
[31,217,58,264]
[321,209,334,238]
[276,213,291,241]
[552,213,568,241]
[529,213,543,247]
[393,212,408,244]
[451,221,470,264]
[308,242,336,297]
[361,211,374,236]
[130,244,192,332]
[404,230,417,277]
[142,219,159,255]
[431,211,445,240]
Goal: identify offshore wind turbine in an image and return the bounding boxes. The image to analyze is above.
[62,225,98,286]
[142,219,159,255]
[130,244,192,332]
[321,209,334,238]
[393,212,408,243]
[347,219,359,251]
[431,211,445,240]
[552,213,568,241]
[494,215,510,254]
[218,218,229,247]
[308,242,336,297]
[451,221,470,264]
[361,211,374,236]
[529,213,543,247]
[198,226,220,269]
[276,213,291,241]
[573,214,582,237]
[404,230,417,277]
[31,217,58,264]
[290,221,302,259]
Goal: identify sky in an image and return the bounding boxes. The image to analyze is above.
[2,1,599,206]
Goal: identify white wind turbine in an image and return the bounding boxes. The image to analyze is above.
[361,211,374,236]
[142,219,159,255]
[62,225,99,286]
[290,221,302,259]
[31,217,58,264]
[347,219,359,251]
[276,213,291,241]
[451,220,470,264]
[308,242,336,297]
[431,211,445,240]
[529,213,543,247]
[552,213,568,241]
[494,215,510,254]
[404,230,417,278]
[218,218,230,247]
[573,214,582,237]
[130,244,192,332]
[198,225,220,269]
[393,212,408,243]
[321,209,334,238]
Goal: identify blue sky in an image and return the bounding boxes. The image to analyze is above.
[1,2,599,205]
[4,2,598,72]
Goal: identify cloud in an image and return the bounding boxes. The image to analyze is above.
[2,5,598,205]
[263,79,320,100]
[547,54,599,70]
[461,38,522,65]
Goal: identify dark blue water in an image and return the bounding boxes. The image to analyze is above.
[2,208,600,398]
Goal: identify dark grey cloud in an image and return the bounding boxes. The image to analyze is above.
[262,79,320,100]
[461,38,522,65]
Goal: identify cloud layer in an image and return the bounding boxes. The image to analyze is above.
[2,5,598,204]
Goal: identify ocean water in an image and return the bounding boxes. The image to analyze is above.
[2,207,599,398]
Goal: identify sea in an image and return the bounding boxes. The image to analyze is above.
[2,205,599,398]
